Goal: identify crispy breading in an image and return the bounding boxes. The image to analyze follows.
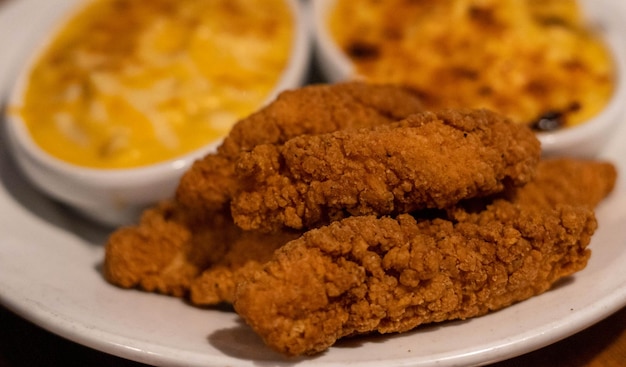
[104,82,423,301]
[448,158,618,221]
[231,109,541,232]
[99,79,616,358]
[175,82,424,216]
[103,157,616,305]
[103,200,300,303]
[192,158,616,306]
[103,201,234,297]
[507,157,617,209]
[189,229,300,305]
[233,202,596,356]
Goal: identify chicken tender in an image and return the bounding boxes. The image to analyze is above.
[507,157,617,209]
[189,229,301,305]
[100,78,616,358]
[103,201,234,297]
[231,109,541,232]
[104,82,422,301]
[104,201,300,303]
[449,157,618,221]
[176,82,424,216]
[162,158,619,304]
[103,157,616,304]
[233,202,596,356]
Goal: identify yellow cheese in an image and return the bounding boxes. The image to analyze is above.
[329,0,614,128]
[19,0,293,168]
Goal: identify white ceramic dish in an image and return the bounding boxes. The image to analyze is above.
[3,0,311,227]
[312,0,626,158]
[0,118,625,367]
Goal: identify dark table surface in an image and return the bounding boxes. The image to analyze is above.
[1,304,625,367]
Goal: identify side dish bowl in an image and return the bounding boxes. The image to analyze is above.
[312,0,626,158]
[4,0,310,227]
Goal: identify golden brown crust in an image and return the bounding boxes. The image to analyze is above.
[448,158,618,221]
[508,158,618,209]
[100,82,616,357]
[233,202,595,356]
[104,82,423,301]
[189,229,300,305]
[102,157,617,305]
[175,82,424,215]
[230,109,541,232]
[103,201,232,297]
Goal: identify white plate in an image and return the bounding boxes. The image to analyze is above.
[1,1,626,366]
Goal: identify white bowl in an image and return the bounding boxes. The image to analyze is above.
[4,0,310,227]
[312,0,626,158]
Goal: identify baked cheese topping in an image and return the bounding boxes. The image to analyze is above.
[329,0,614,129]
[19,0,293,168]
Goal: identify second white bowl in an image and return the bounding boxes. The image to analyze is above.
[312,0,626,158]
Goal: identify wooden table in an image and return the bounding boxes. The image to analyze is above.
[1,304,625,366]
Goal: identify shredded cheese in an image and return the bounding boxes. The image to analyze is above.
[20,0,293,168]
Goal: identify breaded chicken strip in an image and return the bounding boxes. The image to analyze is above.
[184,157,617,305]
[104,201,300,302]
[231,109,541,232]
[104,157,615,303]
[176,82,424,216]
[234,202,596,356]
[449,158,618,221]
[104,82,422,301]
[103,201,234,297]
[189,228,300,305]
[506,158,617,209]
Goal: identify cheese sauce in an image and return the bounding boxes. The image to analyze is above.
[19,0,293,168]
[329,0,614,129]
